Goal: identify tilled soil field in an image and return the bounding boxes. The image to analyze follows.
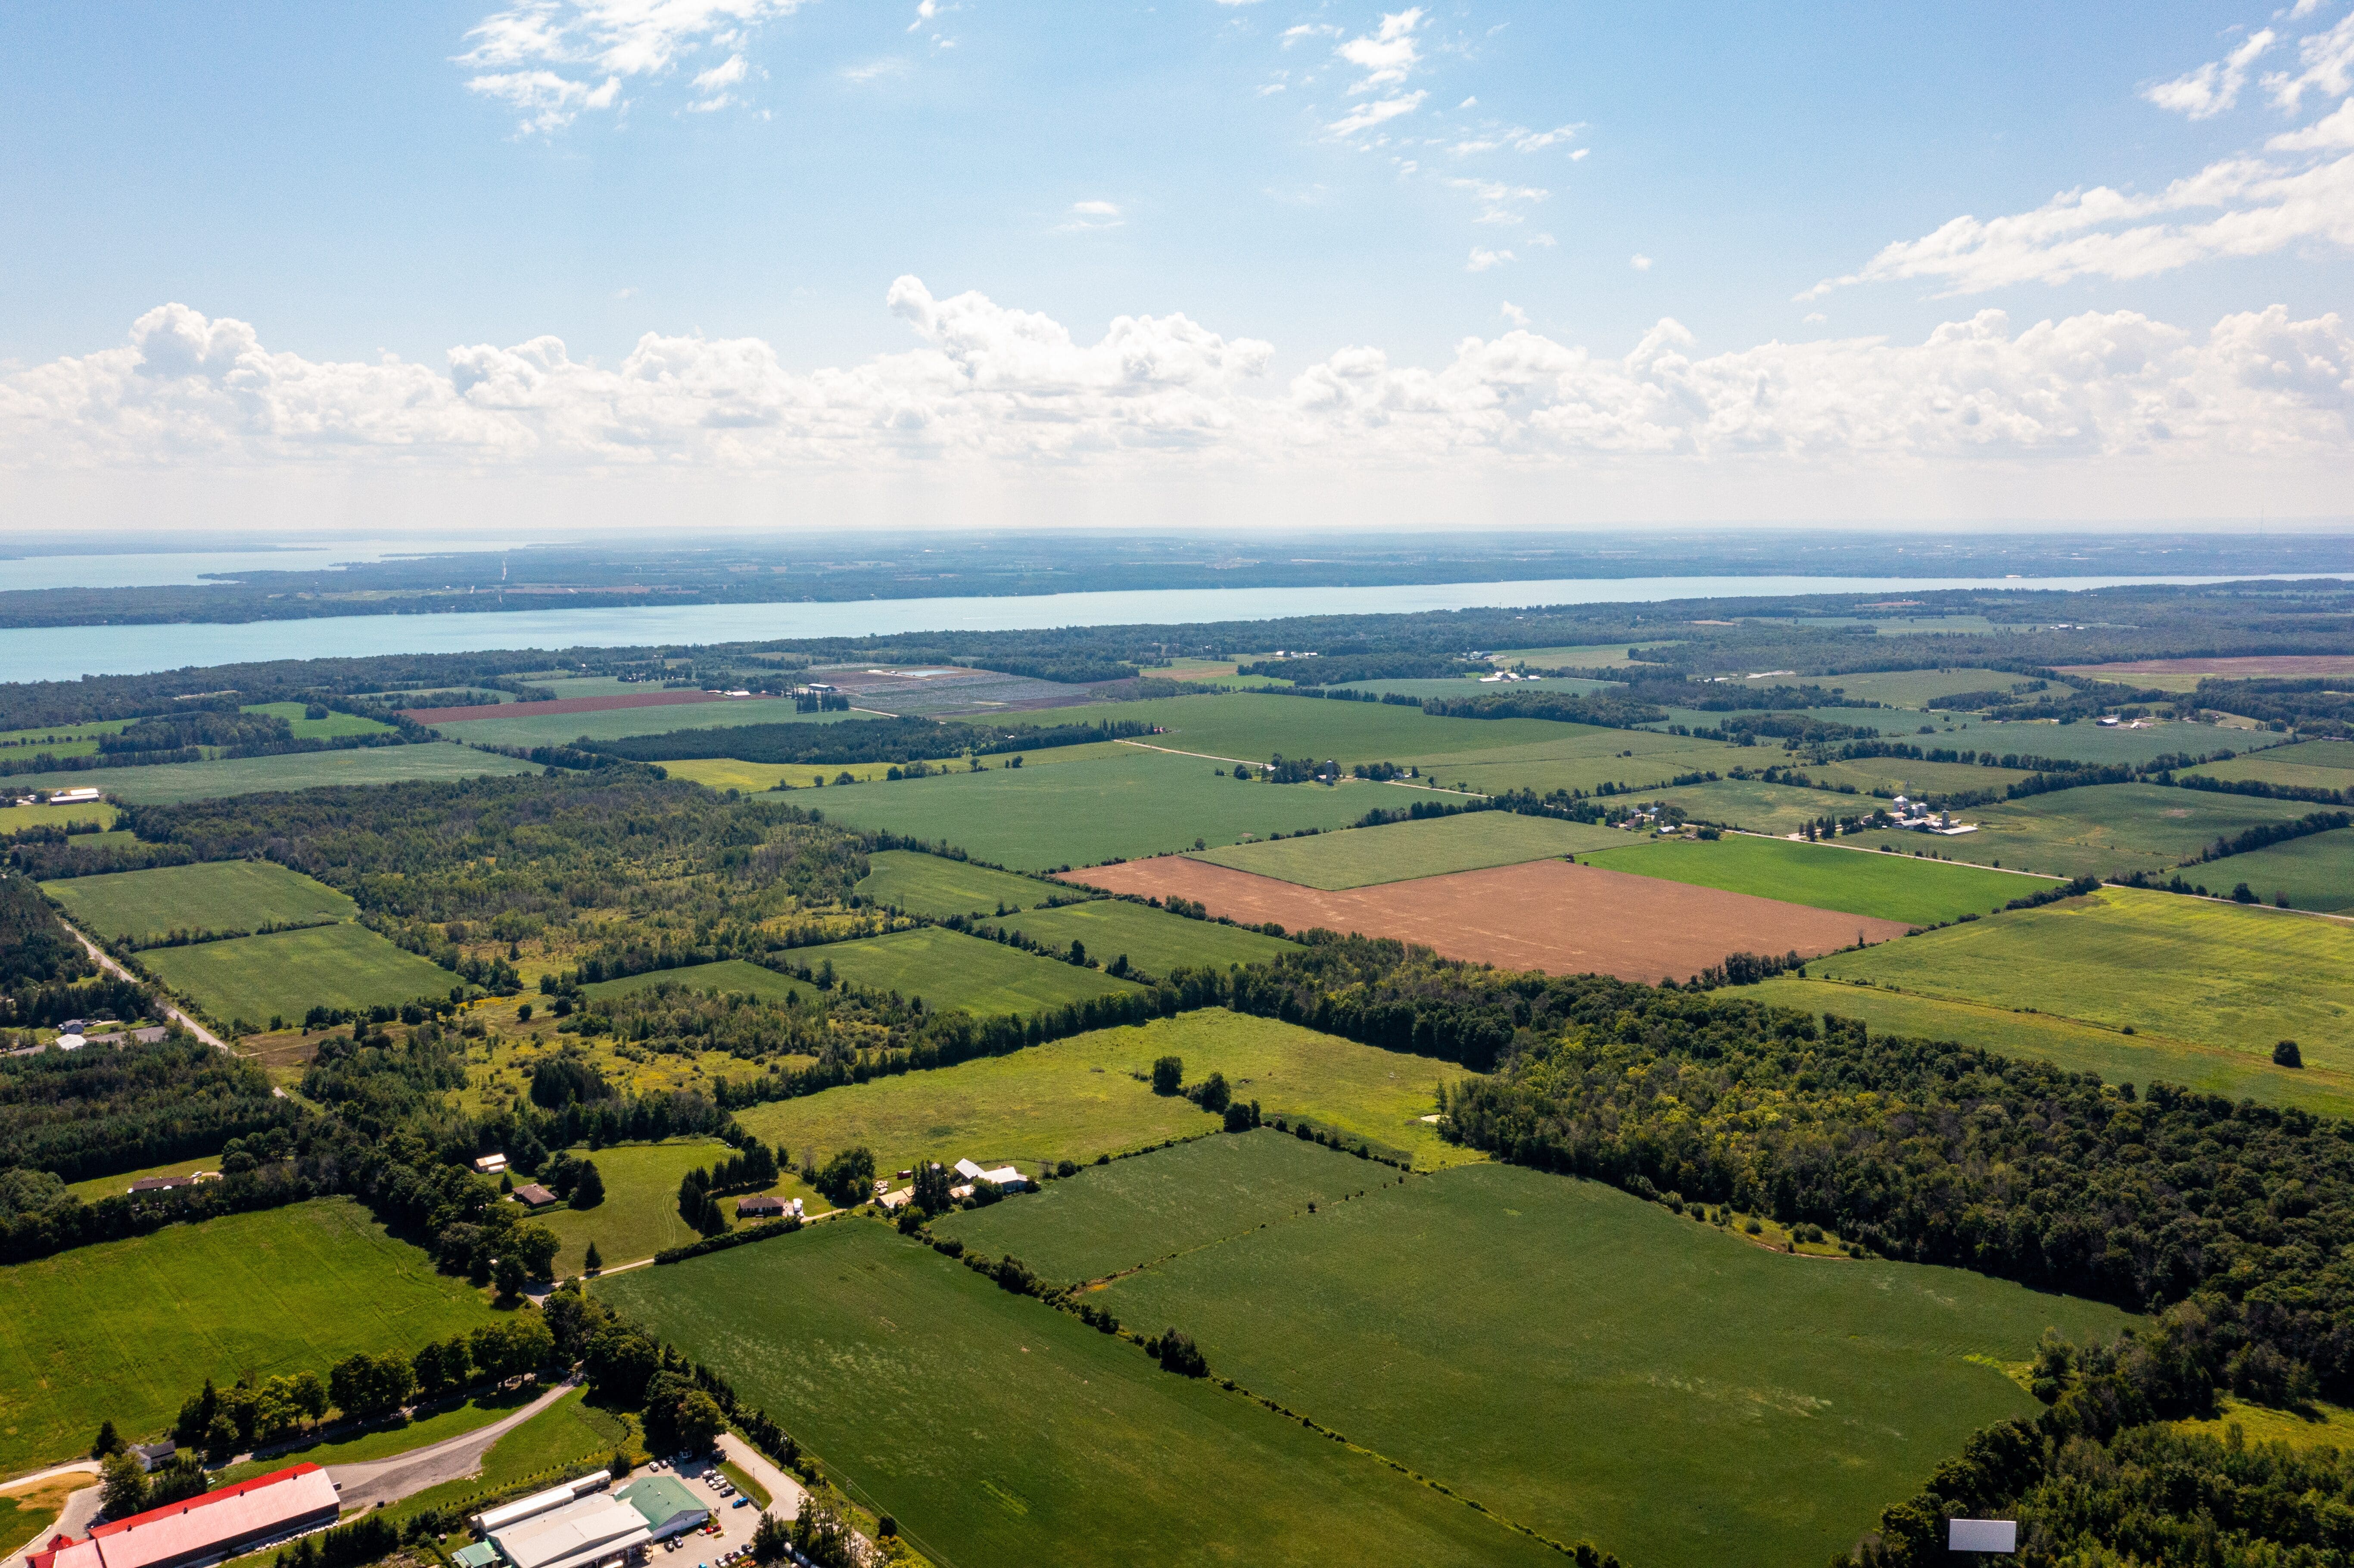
[1059,856,1912,981]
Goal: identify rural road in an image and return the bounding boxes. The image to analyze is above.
[326,1378,579,1514]
[58,921,230,1052]
[713,1434,882,1568]
[0,1472,102,1568]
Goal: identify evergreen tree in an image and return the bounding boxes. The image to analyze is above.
[90,1419,123,1459]
[584,1240,603,1272]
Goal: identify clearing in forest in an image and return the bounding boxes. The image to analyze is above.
[140,922,457,1029]
[815,926,1143,1016]
[853,849,1080,918]
[43,859,356,946]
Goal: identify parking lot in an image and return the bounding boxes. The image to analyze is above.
[641,1454,767,1568]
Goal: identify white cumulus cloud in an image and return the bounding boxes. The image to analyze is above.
[458,0,805,130]
[2144,29,2275,119]
[1337,8,1425,92]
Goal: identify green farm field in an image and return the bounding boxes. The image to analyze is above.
[1809,668,2030,708]
[0,744,538,804]
[1960,720,2271,767]
[2189,827,2354,913]
[794,748,1379,868]
[1744,976,2354,1118]
[1815,888,2354,1071]
[0,718,132,750]
[579,958,808,1006]
[1192,809,1625,888]
[733,1010,1479,1177]
[43,859,356,945]
[1803,755,2032,797]
[1096,690,1589,766]
[140,922,459,1029]
[432,697,846,750]
[0,799,118,832]
[937,1129,1383,1283]
[1488,641,1684,668]
[1942,784,2321,880]
[855,848,1077,917]
[989,899,1296,978]
[240,701,396,740]
[820,926,1143,1015]
[1401,729,1745,798]
[0,1197,495,1478]
[1650,777,1863,834]
[1096,1157,2132,1568]
[519,1139,821,1272]
[2184,738,2354,793]
[1579,834,2043,925]
[600,1220,1563,1568]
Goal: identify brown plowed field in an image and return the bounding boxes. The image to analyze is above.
[402,690,728,724]
[2058,656,2354,678]
[1058,856,1911,982]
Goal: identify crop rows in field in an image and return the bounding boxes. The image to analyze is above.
[44,859,356,946]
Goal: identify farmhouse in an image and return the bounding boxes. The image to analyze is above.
[735,1195,786,1219]
[31,1464,339,1568]
[511,1184,559,1210]
[127,1175,206,1194]
[978,1166,1028,1191]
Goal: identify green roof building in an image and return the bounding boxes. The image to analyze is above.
[616,1476,710,1542]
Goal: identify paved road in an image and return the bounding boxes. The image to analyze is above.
[0,1472,101,1568]
[327,1379,579,1514]
[712,1435,881,1566]
[58,921,230,1052]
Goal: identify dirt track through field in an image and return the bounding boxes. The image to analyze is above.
[1059,856,1912,981]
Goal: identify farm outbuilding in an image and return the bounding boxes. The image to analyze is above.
[30,1464,339,1568]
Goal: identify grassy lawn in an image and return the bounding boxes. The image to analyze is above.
[241,702,397,741]
[579,959,807,1006]
[432,698,845,750]
[0,799,119,831]
[364,1389,640,1535]
[521,1139,823,1273]
[0,744,539,804]
[935,1129,1383,1284]
[1935,784,2322,880]
[1649,777,1867,834]
[798,749,1381,869]
[1744,976,2354,1117]
[990,901,1295,979]
[2175,1397,2354,1453]
[213,1384,545,1485]
[1579,834,2044,926]
[819,927,1143,1016]
[0,1198,495,1477]
[1194,810,1630,888]
[734,1010,1481,1179]
[140,923,459,1030]
[66,1154,225,1201]
[599,1221,1563,1568]
[0,1474,97,1558]
[1813,887,2354,1072]
[854,849,1078,917]
[1100,1158,2131,1568]
[2184,738,2354,793]
[44,860,356,945]
[2188,827,2354,913]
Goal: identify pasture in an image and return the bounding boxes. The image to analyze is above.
[43,859,356,946]
[433,697,843,750]
[1960,720,2268,767]
[732,1010,1479,1176]
[578,958,807,1005]
[1814,888,2354,1072]
[1578,834,2040,925]
[2188,826,2354,913]
[793,749,1377,869]
[1809,668,2030,708]
[0,799,118,832]
[0,1197,495,1477]
[1947,784,2320,880]
[240,702,396,740]
[854,849,1076,918]
[1190,809,1625,889]
[2185,738,2354,793]
[1068,856,1910,982]
[1099,1158,2132,1568]
[1803,755,2032,797]
[937,1129,1386,1284]
[1744,976,2354,1118]
[0,744,538,804]
[992,899,1295,978]
[519,1139,816,1272]
[140,922,459,1029]
[599,1221,1562,1568]
[818,927,1142,1015]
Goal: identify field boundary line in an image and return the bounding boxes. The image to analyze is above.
[53,915,232,1053]
[1724,828,2062,880]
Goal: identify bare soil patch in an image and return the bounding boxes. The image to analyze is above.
[404,690,726,724]
[2058,656,2354,679]
[1058,857,1911,982]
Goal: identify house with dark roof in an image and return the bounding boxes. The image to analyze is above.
[735,1195,786,1219]
[510,1183,560,1209]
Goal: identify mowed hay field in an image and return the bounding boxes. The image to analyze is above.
[2185,827,2354,913]
[1095,1156,2133,1568]
[600,1220,1563,1568]
[994,899,1296,977]
[43,859,356,945]
[1190,810,1625,889]
[2185,738,2354,794]
[1744,976,2354,1118]
[1925,784,2324,880]
[794,749,1378,869]
[735,1010,1480,1175]
[1066,856,1911,981]
[0,1198,495,1476]
[854,849,1077,918]
[1579,834,2043,926]
[1816,888,2354,1071]
[579,958,809,1006]
[0,744,539,804]
[141,922,458,1027]
[818,927,1143,1016]
[0,800,118,831]
[1650,777,1865,835]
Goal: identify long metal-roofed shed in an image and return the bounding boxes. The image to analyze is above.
[613,1477,709,1542]
[486,1496,650,1568]
[29,1464,340,1568]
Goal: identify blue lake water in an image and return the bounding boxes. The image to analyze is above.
[0,572,2319,685]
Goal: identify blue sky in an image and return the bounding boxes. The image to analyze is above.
[1,1,2350,532]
